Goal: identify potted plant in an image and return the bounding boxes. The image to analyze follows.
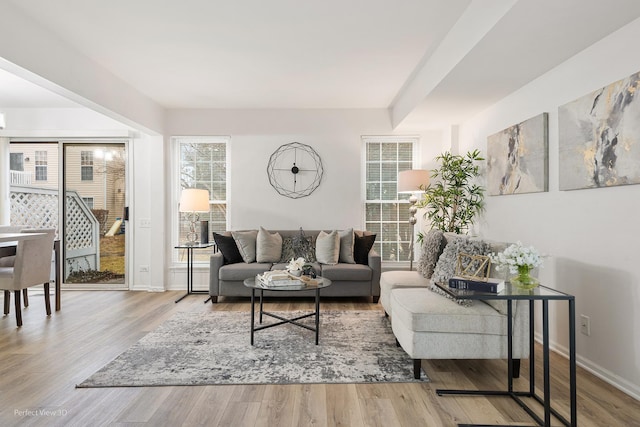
[417,149,485,235]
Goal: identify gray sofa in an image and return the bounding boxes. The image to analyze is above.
[209,229,381,303]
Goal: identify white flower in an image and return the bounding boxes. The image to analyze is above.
[490,241,543,275]
[286,257,306,272]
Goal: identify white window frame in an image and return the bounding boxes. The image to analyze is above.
[362,135,420,264]
[171,136,230,263]
[80,150,94,181]
[35,150,48,181]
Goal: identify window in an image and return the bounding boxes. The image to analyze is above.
[175,136,228,250]
[35,151,47,181]
[10,153,24,171]
[363,137,417,262]
[81,151,94,181]
[82,197,94,209]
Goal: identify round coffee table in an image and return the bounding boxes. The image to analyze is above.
[243,275,332,345]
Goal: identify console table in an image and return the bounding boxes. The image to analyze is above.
[174,242,215,303]
[434,283,576,427]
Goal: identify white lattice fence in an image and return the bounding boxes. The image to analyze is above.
[10,186,59,238]
[10,185,100,279]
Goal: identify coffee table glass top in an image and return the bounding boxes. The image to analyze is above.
[244,275,332,291]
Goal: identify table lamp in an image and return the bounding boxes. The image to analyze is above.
[179,188,210,244]
[398,169,430,270]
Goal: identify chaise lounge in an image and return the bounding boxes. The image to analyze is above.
[381,231,530,379]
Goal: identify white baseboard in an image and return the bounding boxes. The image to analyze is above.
[535,332,640,401]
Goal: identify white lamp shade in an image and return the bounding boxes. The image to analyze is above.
[398,169,430,193]
[179,188,210,212]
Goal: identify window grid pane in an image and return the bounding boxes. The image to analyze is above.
[364,139,415,262]
[178,139,228,255]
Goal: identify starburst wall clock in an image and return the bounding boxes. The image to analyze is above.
[266,142,324,199]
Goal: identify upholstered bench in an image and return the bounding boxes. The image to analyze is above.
[389,287,530,379]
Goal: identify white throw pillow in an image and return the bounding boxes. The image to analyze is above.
[338,228,355,264]
[316,230,340,265]
[231,230,258,263]
[256,227,282,263]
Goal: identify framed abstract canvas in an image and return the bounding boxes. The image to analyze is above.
[559,71,640,190]
[486,113,548,196]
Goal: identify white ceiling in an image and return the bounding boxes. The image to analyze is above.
[2,0,640,128]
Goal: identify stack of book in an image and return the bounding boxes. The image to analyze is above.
[258,270,303,287]
[448,276,505,293]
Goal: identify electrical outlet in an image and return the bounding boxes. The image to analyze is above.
[140,218,151,228]
[139,265,149,273]
[580,314,591,336]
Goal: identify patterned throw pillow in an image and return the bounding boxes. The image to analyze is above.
[416,229,445,279]
[429,236,489,307]
[280,229,317,263]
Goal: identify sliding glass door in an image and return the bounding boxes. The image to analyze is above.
[63,142,127,287]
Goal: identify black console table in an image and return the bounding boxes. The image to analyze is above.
[174,242,215,303]
[434,282,576,427]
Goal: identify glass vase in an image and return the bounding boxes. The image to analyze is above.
[511,265,539,289]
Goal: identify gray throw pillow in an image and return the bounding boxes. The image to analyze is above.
[316,230,340,265]
[256,227,282,263]
[338,228,355,264]
[416,229,445,279]
[231,230,258,263]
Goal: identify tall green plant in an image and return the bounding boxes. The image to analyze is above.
[418,149,485,234]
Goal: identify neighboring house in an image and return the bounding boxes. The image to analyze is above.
[9,143,126,233]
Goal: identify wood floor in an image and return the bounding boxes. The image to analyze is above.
[0,291,638,427]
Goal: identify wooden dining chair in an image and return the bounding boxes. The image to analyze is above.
[0,229,56,327]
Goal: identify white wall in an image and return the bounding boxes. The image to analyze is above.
[167,108,444,229]
[459,17,640,399]
[164,108,445,289]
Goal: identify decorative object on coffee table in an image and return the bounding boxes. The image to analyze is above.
[179,188,210,244]
[398,169,430,270]
[490,241,543,289]
[267,142,324,199]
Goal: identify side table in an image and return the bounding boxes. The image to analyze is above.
[434,282,576,427]
[174,242,215,303]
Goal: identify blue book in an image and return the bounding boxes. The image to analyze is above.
[448,276,505,293]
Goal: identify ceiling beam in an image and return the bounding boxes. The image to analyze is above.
[390,0,518,129]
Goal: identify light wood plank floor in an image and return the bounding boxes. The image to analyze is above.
[0,290,638,426]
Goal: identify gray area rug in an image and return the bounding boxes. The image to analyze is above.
[77,310,428,387]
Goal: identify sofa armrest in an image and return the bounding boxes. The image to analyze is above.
[368,249,381,296]
[209,253,224,296]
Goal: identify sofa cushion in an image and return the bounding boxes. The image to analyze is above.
[321,263,372,281]
[316,230,340,265]
[219,262,274,281]
[391,288,507,336]
[232,230,258,263]
[338,228,355,264]
[353,233,376,265]
[256,227,282,263]
[213,232,243,264]
[416,229,445,279]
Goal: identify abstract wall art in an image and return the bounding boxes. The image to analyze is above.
[486,113,548,196]
[559,71,640,190]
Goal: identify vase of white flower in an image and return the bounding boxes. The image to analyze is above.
[286,257,306,276]
[490,242,543,289]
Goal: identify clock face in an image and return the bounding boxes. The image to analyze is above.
[267,142,324,199]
